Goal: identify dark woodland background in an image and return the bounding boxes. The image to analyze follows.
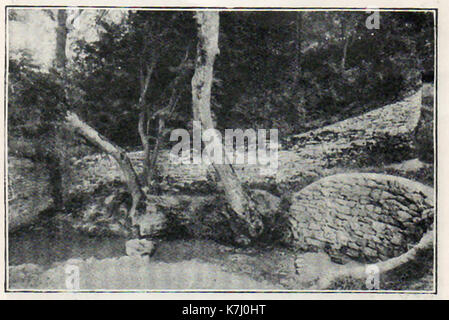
[8,11,434,158]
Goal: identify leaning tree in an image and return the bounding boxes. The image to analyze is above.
[50,10,191,225]
[190,11,273,244]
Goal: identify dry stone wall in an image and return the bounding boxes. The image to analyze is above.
[8,90,424,232]
[285,90,422,167]
[286,173,434,263]
[68,91,423,198]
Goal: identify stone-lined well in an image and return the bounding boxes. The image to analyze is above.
[287,173,434,263]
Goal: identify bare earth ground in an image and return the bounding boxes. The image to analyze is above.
[8,220,433,291]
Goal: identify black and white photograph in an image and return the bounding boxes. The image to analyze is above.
[4,6,437,293]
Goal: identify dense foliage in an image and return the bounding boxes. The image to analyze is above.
[217,11,433,136]
[9,10,434,151]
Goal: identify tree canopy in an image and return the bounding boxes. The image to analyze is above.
[9,10,433,150]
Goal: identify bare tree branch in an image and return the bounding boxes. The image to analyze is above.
[66,111,145,223]
[43,9,56,21]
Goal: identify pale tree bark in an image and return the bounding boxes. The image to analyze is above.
[136,19,160,188]
[65,112,144,222]
[53,9,146,223]
[55,10,68,70]
[37,8,69,211]
[137,50,189,188]
[137,60,156,187]
[341,35,350,72]
[148,50,191,175]
[192,11,264,242]
[313,230,434,289]
[339,15,356,73]
[137,18,190,189]
[146,94,178,185]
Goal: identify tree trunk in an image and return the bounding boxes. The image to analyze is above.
[141,48,190,188]
[192,11,264,241]
[293,12,302,87]
[55,10,68,70]
[54,9,146,220]
[341,35,350,72]
[37,8,68,212]
[147,117,164,182]
[136,59,156,187]
[138,109,152,187]
[65,112,145,223]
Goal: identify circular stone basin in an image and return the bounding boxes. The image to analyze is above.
[287,173,434,263]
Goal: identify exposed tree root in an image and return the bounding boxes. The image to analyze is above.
[311,229,434,290]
